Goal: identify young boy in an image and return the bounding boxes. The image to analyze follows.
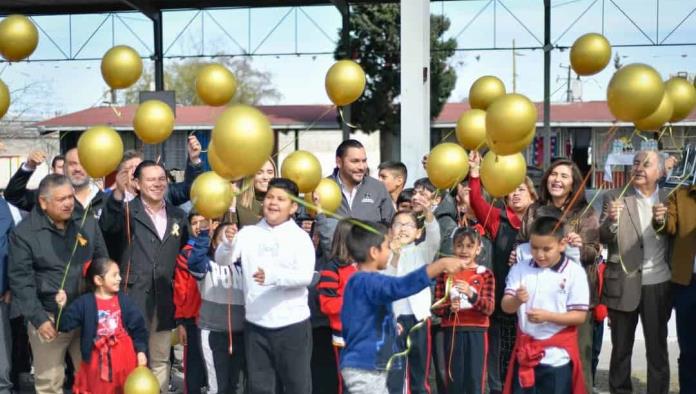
[340,220,467,394]
[215,178,315,394]
[501,216,589,394]
[433,227,495,394]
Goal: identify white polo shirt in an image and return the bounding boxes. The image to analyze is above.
[215,218,316,329]
[505,248,590,366]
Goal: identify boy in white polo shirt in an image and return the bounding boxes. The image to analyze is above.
[501,216,589,394]
[215,178,315,394]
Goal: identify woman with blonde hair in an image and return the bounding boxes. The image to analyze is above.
[224,159,276,228]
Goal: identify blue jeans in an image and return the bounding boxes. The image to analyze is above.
[674,280,696,392]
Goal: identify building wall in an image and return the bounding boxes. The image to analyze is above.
[0,135,59,191]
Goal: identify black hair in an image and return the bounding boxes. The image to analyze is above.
[133,160,167,180]
[345,220,387,263]
[529,216,566,240]
[391,210,424,230]
[335,139,364,159]
[539,158,586,212]
[51,155,65,169]
[188,210,205,223]
[85,257,118,292]
[267,177,299,199]
[378,161,408,182]
[38,174,72,198]
[397,188,414,206]
[413,177,437,194]
[452,226,481,246]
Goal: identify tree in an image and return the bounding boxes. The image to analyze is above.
[335,4,457,159]
[124,57,282,105]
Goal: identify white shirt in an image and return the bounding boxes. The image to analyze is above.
[506,246,590,367]
[337,174,360,208]
[386,219,440,320]
[215,218,316,329]
[634,187,671,285]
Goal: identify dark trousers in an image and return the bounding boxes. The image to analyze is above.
[488,314,517,393]
[511,362,572,394]
[608,281,672,394]
[209,330,246,394]
[387,315,431,394]
[674,279,696,392]
[9,316,30,388]
[444,329,487,394]
[311,326,339,394]
[591,320,604,386]
[245,319,312,394]
[181,319,206,394]
[432,322,447,394]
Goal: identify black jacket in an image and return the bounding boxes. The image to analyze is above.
[99,195,187,331]
[8,206,109,328]
[0,198,14,294]
[58,292,148,362]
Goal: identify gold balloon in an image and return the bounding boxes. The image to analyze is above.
[487,127,535,155]
[325,60,366,106]
[0,79,9,120]
[426,143,469,190]
[77,125,124,178]
[196,63,237,106]
[101,45,143,89]
[607,63,664,122]
[133,100,174,144]
[455,109,487,150]
[190,171,234,219]
[480,152,527,198]
[124,366,160,394]
[570,33,611,76]
[469,76,506,110]
[207,142,238,180]
[664,77,696,122]
[486,93,537,145]
[0,15,38,62]
[281,150,322,193]
[634,93,673,132]
[308,178,342,215]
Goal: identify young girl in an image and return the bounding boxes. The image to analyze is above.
[434,227,495,394]
[55,258,148,394]
[386,198,440,394]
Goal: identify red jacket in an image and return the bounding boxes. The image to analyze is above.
[469,177,522,240]
[317,258,357,346]
[504,326,586,394]
[173,241,202,322]
[433,265,495,328]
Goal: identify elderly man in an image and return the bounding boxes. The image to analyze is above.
[8,174,108,394]
[653,181,696,391]
[599,150,672,394]
[100,160,188,392]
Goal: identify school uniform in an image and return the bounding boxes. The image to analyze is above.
[503,250,590,394]
[385,219,440,394]
[215,218,315,394]
[434,265,495,394]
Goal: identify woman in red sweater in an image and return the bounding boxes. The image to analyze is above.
[467,151,537,394]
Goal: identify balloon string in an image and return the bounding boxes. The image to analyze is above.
[447,313,460,382]
[110,103,122,119]
[287,194,381,236]
[228,283,234,355]
[273,105,337,158]
[338,107,359,129]
[123,200,132,295]
[385,319,427,371]
[482,198,496,232]
[475,140,486,151]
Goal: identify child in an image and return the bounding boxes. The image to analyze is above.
[501,216,589,394]
[433,227,495,394]
[340,220,466,394]
[385,206,440,394]
[55,258,148,394]
[174,211,207,394]
[317,218,358,394]
[215,178,315,394]
[397,188,414,212]
[188,222,247,394]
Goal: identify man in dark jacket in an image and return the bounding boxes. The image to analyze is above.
[4,135,204,222]
[8,174,108,394]
[99,160,188,392]
[0,198,14,394]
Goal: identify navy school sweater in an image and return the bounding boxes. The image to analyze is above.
[340,265,431,371]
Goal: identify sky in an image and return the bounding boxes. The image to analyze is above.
[1,0,695,120]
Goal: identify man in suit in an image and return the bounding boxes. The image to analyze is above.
[99,161,188,393]
[599,150,672,394]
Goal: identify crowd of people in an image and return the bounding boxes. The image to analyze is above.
[0,136,694,394]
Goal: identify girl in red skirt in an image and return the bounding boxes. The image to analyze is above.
[56,257,149,394]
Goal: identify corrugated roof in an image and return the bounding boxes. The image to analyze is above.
[35,100,696,132]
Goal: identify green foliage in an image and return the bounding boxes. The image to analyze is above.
[124,57,282,105]
[335,4,457,136]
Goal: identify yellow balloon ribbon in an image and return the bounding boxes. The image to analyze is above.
[385,319,427,371]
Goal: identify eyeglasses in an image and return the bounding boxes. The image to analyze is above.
[392,222,417,230]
